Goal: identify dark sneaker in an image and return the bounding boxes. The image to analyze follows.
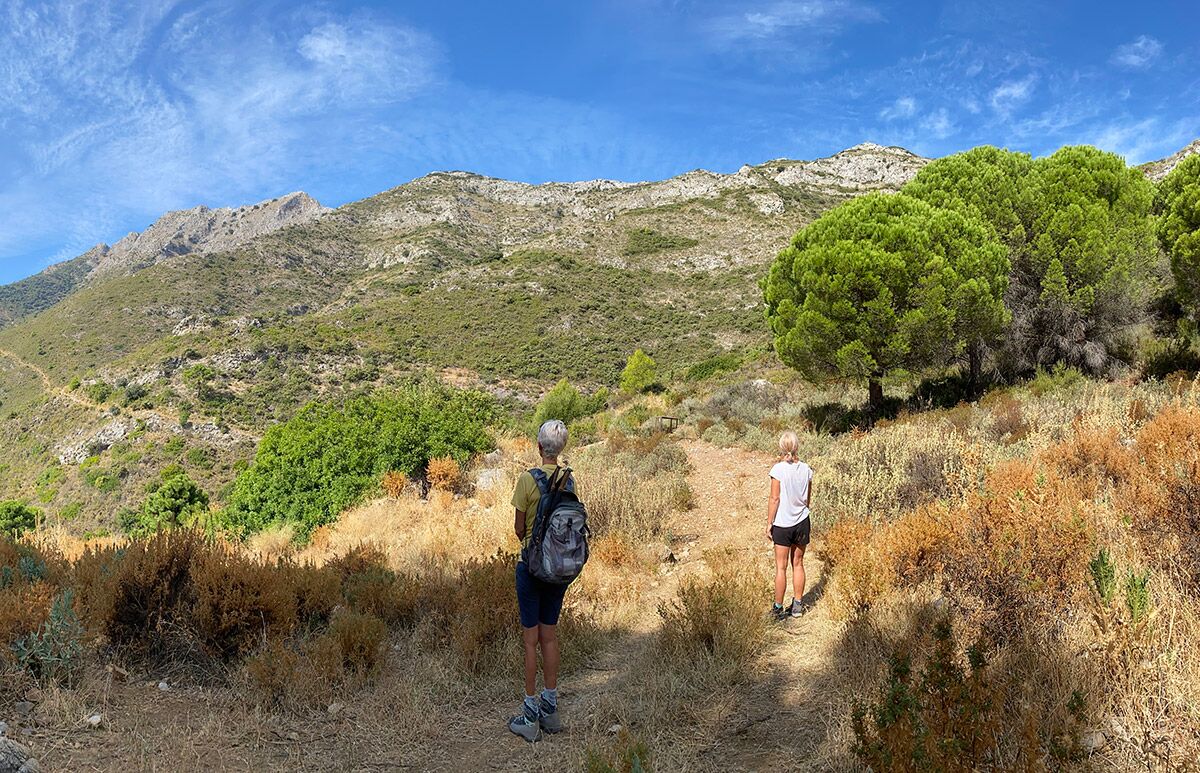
[770,603,787,621]
[508,705,541,743]
[539,698,562,734]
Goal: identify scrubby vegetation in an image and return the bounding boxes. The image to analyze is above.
[224,384,494,537]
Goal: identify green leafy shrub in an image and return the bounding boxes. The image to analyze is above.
[120,466,209,537]
[225,384,494,537]
[622,227,698,256]
[0,500,40,538]
[1028,363,1085,396]
[83,381,113,403]
[852,617,1090,769]
[684,351,743,382]
[532,379,608,426]
[13,589,84,685]
[1125,570,1151,622]
[620,349,659,394]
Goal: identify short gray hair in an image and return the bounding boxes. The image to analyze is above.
[537,420,569,457]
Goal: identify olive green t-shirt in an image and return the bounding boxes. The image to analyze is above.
[512,465,577,548]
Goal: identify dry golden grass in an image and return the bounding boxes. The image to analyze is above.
[7,387,1200,770]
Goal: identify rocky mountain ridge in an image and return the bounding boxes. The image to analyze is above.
[88,191,328,277]
[1141,138,1200,181]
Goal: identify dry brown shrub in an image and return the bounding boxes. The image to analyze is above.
[943,460,1094,639]
[1041,426,1134,496]
[381,470,408,498]
[983,393,1030,443]
[823,508,952,617]
[310,609,388,682]
[1127,398,1152,425]
[84,530,203,648]
[695,417,715,436]
[1124,406,1200,585]
[444,549,513,676]
[244,639,307,707]
[427,457,462,492]
[658,549,766,681]
[247,525,296,562]
[591,532,637,567]
[325,544,419,626]
[284,562,340,631]
[0,582,55,653]
[190,547,298,660]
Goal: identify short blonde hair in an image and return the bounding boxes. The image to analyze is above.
[778,430,799,462]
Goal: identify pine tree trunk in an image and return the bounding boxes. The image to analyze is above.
[968,342,982,389]
[868,379,884,415]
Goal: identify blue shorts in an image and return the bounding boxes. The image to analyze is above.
[515,561,568,628]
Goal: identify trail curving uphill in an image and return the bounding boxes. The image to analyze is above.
[0,347,101,411]
[0,347,260,445]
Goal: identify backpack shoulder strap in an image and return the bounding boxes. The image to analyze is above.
[529,467,551,496]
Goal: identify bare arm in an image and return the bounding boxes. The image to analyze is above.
[808,475,815,510]
[766,478,781,540]
[514,508,526,542]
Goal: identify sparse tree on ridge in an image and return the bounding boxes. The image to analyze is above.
[763,192,1009,411]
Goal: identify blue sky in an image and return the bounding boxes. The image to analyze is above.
[1,0,1197,283]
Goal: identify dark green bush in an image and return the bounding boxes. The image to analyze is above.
[224,384,494,537]
[533,379,608,427]
[120,466,210,537]
[622,228,698,256]
[0,500,40,538]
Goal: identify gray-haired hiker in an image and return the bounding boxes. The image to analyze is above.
[507,419,590,742]
[766,430,813,620]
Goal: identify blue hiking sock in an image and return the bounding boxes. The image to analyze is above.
[523,694,540,720]
[540,687,558,712]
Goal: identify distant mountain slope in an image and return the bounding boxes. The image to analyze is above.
[0,142,928,528]
[1141,138,1200,180]
[0,192,326,324]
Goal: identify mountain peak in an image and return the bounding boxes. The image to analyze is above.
[90,191,327,277]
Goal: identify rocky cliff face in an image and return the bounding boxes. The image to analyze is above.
[89,191,328,276]
[1141,138,1200,181]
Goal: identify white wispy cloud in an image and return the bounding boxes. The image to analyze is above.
[879,96,917,121]
[1085,116,1197,164]
[0,1,440,266]
[920,107,955,139]
[989,75,1037,117]
[703,0,880,47]
[1110,35,1163,70]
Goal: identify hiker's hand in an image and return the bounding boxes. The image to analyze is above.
[766,527,773,541]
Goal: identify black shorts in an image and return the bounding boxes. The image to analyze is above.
[772,519,811,548]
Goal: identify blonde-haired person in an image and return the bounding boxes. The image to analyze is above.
[766,430,813,620]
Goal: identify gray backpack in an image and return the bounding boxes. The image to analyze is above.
[522,467,590,585]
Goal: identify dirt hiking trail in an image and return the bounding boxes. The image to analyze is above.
[30,440,850,771]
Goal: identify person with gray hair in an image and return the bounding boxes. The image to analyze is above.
[508,419,576,742]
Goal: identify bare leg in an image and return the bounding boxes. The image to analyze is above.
[792,544,807,603]
[538,624,559,690]
[522,626,539,696]
[774,544,790,606]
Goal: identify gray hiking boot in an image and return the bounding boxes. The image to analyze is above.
[790,598,809,618]
[508,705,541,743]
[539,698,562,734]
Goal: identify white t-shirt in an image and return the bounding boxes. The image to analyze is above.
[769,460,812,527]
